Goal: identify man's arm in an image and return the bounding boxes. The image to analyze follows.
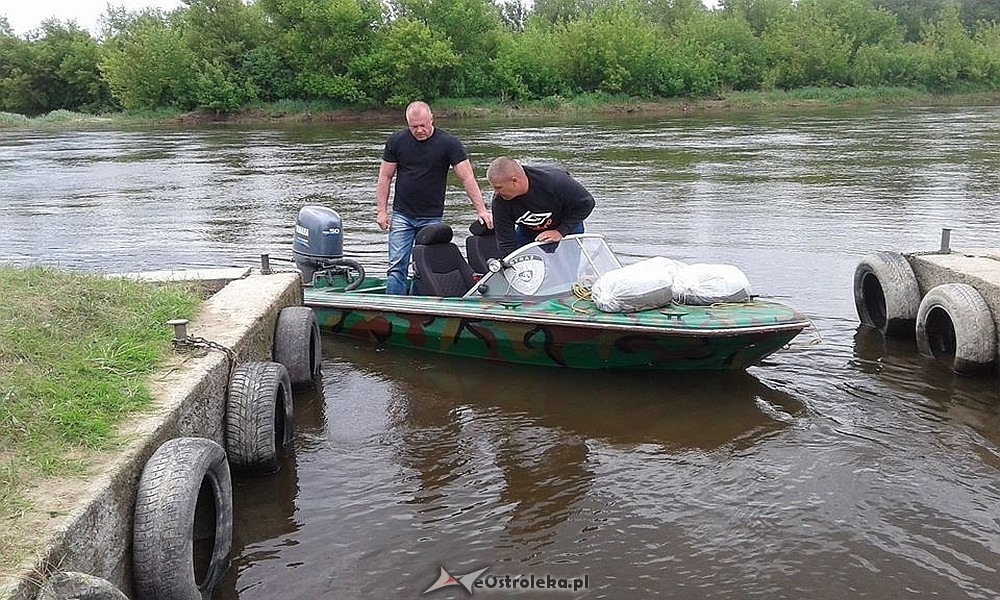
[554,175,595,236]
[453,159,494,229]
[375,160,396,231]
[493,202,518,255]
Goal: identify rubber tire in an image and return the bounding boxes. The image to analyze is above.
[37,572,129,600]
[854,251,920,337]
[273,306,322,389]
[132,437,233,600]
[226,361,293,473]
[916,283,998,375]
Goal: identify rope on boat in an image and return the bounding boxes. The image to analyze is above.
[570,282,594,313]
[802,316,824,346]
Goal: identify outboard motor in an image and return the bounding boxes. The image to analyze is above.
[292,205,364,289]
[293,205,343,280]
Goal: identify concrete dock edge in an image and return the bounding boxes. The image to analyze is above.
[0,271,303,600]
[908,248,1000,359]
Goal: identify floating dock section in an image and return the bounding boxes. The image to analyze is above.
[855,231,1000,375]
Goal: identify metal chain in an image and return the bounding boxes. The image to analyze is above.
[258,253,302,275]
[172,336,238,396]
[172,335,236,361]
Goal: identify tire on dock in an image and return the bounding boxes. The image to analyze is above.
[273,306,322,389]
[853,251,921,337]
[226,361,293,474]
[36,571,129,600]
[915,283,997,375]
[132,437,233,600]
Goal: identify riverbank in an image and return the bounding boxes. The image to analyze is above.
[0,266,305,600]
[3,87,1000,129]
[0,267,204,573]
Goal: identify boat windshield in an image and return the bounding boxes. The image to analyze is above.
[464,234,623,299]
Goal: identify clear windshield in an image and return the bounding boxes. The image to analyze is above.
[464,234,623,299]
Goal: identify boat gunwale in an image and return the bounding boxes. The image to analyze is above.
[303,293,811,338]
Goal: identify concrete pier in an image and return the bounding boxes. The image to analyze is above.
[908,248,1000,339]
[0,270,303,600]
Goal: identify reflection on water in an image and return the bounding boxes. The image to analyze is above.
[220,339,810,599]
[2,106,999,599]
[852,326,1000,444]
[221,333,998,599]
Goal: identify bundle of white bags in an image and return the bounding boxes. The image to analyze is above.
[590,256,752,313]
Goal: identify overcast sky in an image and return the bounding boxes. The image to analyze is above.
[2,1,184,36]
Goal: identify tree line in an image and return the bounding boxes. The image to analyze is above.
[0,0,998,117]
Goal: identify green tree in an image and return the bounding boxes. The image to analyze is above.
[36,21,113,112]
[390,0,507,97]
[488,30,532,99]
[961,0,1000,32]
[973,22,1000,86]
[818,0,902,47]
[915,4,985,89]
[256,0,382,103]
[182,0,267,109]
[100,11,197,109]
[719,0,794,35]
[497,0,529,31]
[553,2,667,95]
[182,0,256,63]
[193,58,255,111]
[760,0,854,88]
[498,18,569,98]
[0,32,43,114]
[671,11,766,91]
[757,0,902,89]
[532,0,601,23]
[639,0,707,28]
[872,0,951,42]
[362,17,458,104]
[0,20,111,115]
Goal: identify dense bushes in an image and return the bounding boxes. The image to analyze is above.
[0,0,998,115]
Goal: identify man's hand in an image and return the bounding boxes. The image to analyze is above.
[535,230,563,244]
[376,209,390,231]
[476,209,494,229]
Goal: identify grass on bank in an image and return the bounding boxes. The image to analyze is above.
[0,266,203,531]
[3,86,1000,129]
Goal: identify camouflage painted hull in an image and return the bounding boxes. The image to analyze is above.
[304,279,809,371]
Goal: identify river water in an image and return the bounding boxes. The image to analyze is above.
[1,105,998,599]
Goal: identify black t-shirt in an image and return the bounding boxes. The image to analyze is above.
[492,165,596,254]
[382,128,468,218]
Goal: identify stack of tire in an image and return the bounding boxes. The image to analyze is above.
[854,252,997,375]
[126,306,321,600]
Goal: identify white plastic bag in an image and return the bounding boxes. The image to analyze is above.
[672,263,752,305]
[591,256,686,313]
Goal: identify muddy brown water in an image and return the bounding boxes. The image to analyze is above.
[1,105,998,599]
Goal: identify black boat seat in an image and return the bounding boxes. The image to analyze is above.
[411,223,475,297]
[465,220,503,274]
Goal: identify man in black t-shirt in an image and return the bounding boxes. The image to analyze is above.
[486,156,596,255]
[375,101,493,294]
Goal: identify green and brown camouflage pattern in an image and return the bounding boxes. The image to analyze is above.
[304,276,809,371]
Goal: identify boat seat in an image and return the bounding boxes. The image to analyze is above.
[465,220,503,274]
[411,223,475,297]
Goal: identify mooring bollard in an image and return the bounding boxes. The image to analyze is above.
[939,227,952,253]
[260,253,273,275]
[167,318,189,342]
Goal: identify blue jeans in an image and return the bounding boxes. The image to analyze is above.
[515,223,585,249]
[387,212,443,295]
